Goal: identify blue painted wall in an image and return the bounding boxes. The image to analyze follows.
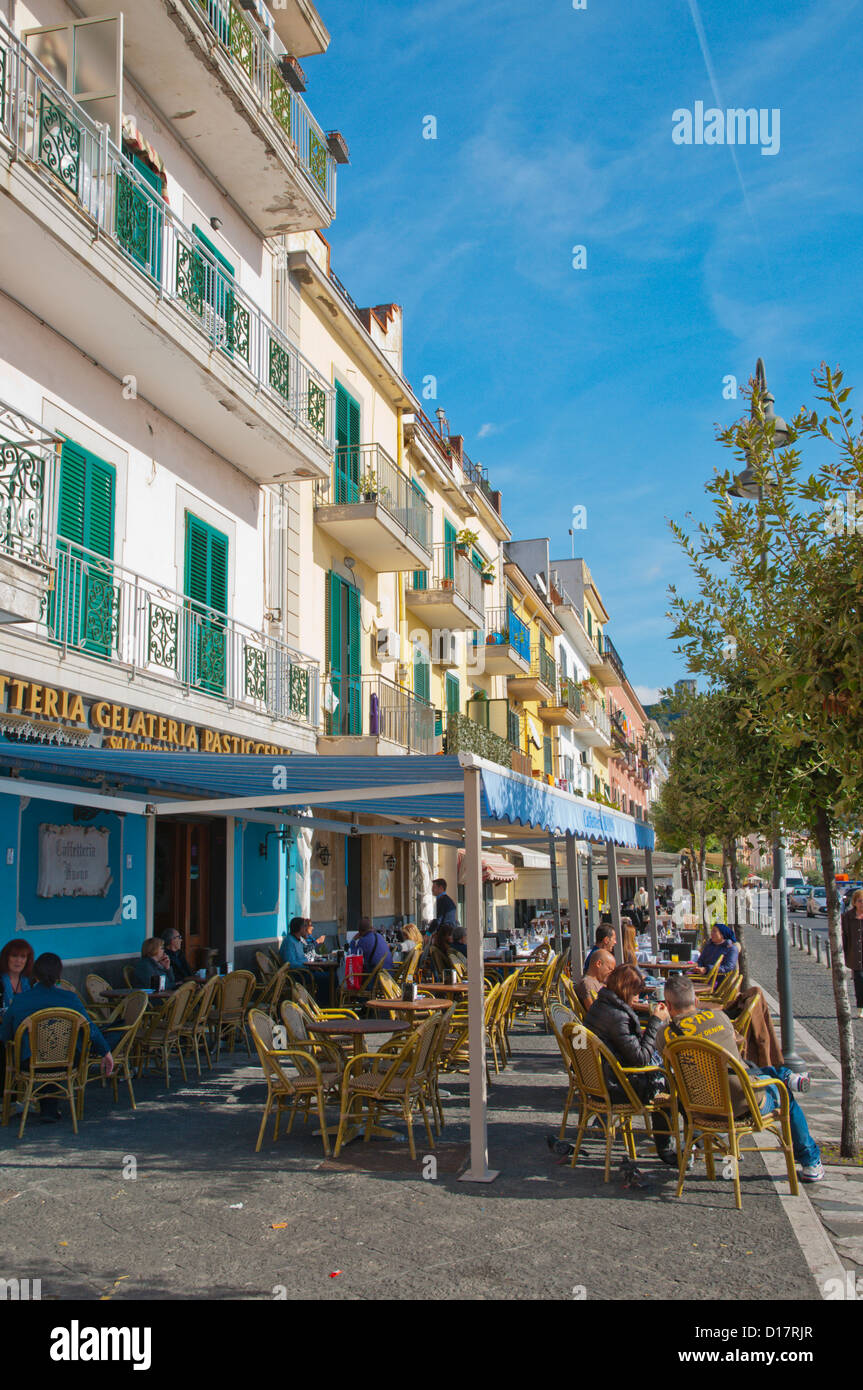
[233,820,295,951]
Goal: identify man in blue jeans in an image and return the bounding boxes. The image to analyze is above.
[659,975,823,1182]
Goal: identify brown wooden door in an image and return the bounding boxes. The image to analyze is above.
[153,822,211,965]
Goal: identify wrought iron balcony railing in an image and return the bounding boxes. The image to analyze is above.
[195,0,336,213]
[408,543,485,616]
[556,677,583,715]
[324,672,435,753]
[530,645,558,691]
[603,633,626,681]
[314,443,431,552]
[37,540,318,728]
[0,19,335,454]
[0,402,58,565]
[482,606,531,663]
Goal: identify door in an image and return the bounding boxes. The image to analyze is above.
[189,224,238,357]
[445,672,460,716]
[153,821,226,969]
[184,512,228,696]
[116,152,163,281]
[334,383,360,503]
[53,440,117,658]
[443,518,456,583]
[411,479,428,589]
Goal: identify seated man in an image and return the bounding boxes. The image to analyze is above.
[583,924,616,973]
[161,929,194,982]
[132,937,175,990]
[450,925,468,961]
[280,916,325,968]
[692,923,739,978]
[0,953,114,1122]
[354,916,393,975]
[574,948,615,1011]
[658,975,822,1183]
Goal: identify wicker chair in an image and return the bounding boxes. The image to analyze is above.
[558,976,587,1022]
[691,960,722,994]
[289,980,358,1022]
[548,1002,580,1139]
[513,954,559,1027]
[699,969,742,1011]
[122,964,136,989]
[560,1020,672,1181]
[279,1000,345,1074]
[338,954,388,1009]
[177,976,221,1075]
[255,962,293,1019]
[248,1008,339,1155]
[401,946,421,984]
[255,949,276,984]
[333,1015,438,1160]
[211,970,256,1060]
[663,1034,799,1210]
[81,991,148,1110]
[134,981,196,1087]
[2,1009,90,1138]
[84,973,115,1019]
[730,991,760,1050]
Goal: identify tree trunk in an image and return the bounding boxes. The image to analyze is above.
[726,837,748,988]
[698,836,707,939]
[814,805,859,1157]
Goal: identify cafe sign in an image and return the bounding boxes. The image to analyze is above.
[0,673,293,756]
[37,823,112,899]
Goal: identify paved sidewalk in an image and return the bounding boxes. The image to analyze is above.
[0,1018,819,1301]
[744,926,863,1289]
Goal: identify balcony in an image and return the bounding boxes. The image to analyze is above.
[314,445,431,572]
[70,0,337,233]
[539,675,583,728]
[406,544,486,630]
[507,645,557,703]
[575,693,614,750]
[444,702,529,776]
[318,673,435,755]
[0,402,56,624]
[593,632,626,684]
[21,540,319,730]
[0,21,334,484]
[478,606,530,676]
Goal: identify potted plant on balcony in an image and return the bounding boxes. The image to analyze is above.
[455,528,478,556]
[360,469,378,502]
[277,54,308,92]
[480,561,495,586]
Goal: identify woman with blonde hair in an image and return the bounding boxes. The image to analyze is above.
[400,922,423,948]
[622,918,638,967]
[131,936,175,990]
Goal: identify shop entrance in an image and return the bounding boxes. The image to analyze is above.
[153,820,227,968]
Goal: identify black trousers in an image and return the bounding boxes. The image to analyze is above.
[853,971,863,1007]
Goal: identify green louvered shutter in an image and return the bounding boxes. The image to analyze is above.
[54,441,116,657]
[346,581,361,734]
[184,513,228,695]
[411,480,428,590]
[445,673,460,715]
[544,735,553,777]
[327,570,343,734]
[413,645,430,703]
[443,518,456,582]
[192,224,236,357]
[334,383,360,503]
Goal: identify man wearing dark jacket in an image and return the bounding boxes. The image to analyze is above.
[431,878,458,932]
[162,929,194,982]
[584,963,675,1162]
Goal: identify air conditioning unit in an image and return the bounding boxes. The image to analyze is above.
[431,630,459,666]
[376,627,400,661]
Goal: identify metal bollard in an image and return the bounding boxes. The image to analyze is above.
[815,934,821,964]
[806,927,812,955]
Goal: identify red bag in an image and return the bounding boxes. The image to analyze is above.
[344,950,363,991]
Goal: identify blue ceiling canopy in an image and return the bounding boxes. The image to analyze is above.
[0,746,654,849]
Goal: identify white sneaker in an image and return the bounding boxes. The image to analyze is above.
[789,1072,811,1093]
[857,1008,863,1020]
[800,1161,824,1183]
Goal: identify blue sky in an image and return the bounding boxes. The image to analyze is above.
[304,0,863,701]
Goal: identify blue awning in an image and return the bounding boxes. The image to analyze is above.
[0,745,654,849]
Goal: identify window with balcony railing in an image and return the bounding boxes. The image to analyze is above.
[316,442,431,552]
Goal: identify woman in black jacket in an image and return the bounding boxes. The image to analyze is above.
[584,963,676,1163]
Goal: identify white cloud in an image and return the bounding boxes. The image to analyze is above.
[634,685,662,706]
[477,422,502,438]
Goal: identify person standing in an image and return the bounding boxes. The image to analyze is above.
[431,878,458,932]
[842,889,863,1019]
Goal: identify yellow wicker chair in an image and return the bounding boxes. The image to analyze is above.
[81,990,148,1110]
[177,975,221,1075]
[699,969,742,1010]
[84,973,115,1019]
[438,983,500,1079]
[279,1000,345,1075]
[289,980,358,1022]
[691,960,722,994]
[255,962,294,1019]
[248,1008,338,1155]
[401,946,421,984]
[3,1009,90,1138]
[548,1002,581,1139]
[558,976,587,1022]
[663,1034,799,1210]
[333,1015,438,1160]
[212,970,256,1060]
[730,992,760,1050]
[122,964,136,989]
[255,949,276,984]
[134,981,196,1087]
[338,953,388,1009]
[513,953,559,1027]
[560,1020,672,1181]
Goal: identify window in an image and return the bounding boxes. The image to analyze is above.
[543,735,553,777]
[586,609,593,637]
[184,512,229,695]
[443,518,457,582]
[334,383,361,504]
[327,571,361,734]
[24,16,123,143]
[52,440,117,658]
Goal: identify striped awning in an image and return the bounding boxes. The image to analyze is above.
[457,849,517,884]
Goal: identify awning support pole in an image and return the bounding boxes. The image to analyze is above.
[548,833,562,954]
[645,846,659,956]
[586,844,596,941]
[145,813,155,936]
[225,816,236,970]
[566,832,584,978]
[607,841,622,964]
[459,766,498,1183]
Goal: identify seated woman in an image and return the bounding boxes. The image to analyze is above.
[400,923,423,950]
[693,923,739,978]
[0,938,34,1009]
[430,924,459,978]
[621,919,638,967]
[583,963,676,1164]
[131,937,176,990]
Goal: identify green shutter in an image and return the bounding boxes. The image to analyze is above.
[587,610,592,637]
[327,570,342,734]
[443,518,456,582]
[412,480,428,590]
[346,581,361,734]
[544,735,553,777]
[334,383,360,503]
[53,441,117,659]
[414,646,430,703]
[184,512,228,695]
[57,442,87,547]
[445,673,460,715]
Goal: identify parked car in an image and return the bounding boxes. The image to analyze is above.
[807,886,828,917]
[787,887,809,912]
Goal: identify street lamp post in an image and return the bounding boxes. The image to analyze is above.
[728,359,803,1069]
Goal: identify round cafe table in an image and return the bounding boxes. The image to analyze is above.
[419,982,469,996]
[305,1017,409,1058]
[365,998,452,1021]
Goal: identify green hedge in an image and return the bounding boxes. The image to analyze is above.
[444,711,512,769]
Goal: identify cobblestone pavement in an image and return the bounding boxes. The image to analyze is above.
[0,1019,818,1301]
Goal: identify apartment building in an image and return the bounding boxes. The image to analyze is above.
[0,0,342,975]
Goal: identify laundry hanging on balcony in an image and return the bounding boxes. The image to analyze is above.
[457,849,517,885]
